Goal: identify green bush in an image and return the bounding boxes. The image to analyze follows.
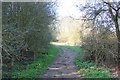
[76,61,94,69]
[2,2,53,54]
[3,45,58,78]
[78,66,112,78]
[75,59,112,78]
[2,2,55,78]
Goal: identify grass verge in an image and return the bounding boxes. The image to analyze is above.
[65,46,113,78]
[4,45,58,78]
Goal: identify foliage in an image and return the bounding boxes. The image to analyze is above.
[2,2,55,78]
[75,54,112,78]
[2,2,53,53]
[3,45,58,78]
[78,66,112,78]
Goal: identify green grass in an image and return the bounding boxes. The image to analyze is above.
[64,46,112,78]
[62,46,81,53]
[5,45,58,78]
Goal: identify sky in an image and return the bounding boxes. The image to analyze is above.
[55,0,120,19]
[56,0,95,19]
[56,0,81,19]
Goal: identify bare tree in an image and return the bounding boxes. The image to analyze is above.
[80,0,120,75]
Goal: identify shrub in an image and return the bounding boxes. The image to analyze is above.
[2,2,55,77]
[81,25,118,66]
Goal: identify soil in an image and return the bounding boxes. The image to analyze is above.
[41,47,81,78]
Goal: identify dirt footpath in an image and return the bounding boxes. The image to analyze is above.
[41,47,81,78]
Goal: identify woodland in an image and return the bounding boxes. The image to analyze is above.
[1,0,120,78]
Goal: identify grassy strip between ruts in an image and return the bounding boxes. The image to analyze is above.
[10,45,58,78]
[65,46,113,78]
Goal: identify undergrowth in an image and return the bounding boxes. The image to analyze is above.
[3,45,58,78]
[65,46,113,78]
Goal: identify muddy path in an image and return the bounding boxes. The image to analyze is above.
[41,47,81,78]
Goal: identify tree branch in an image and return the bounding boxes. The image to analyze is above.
[104,1,117,11]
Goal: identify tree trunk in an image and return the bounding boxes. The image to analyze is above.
[107,2,120,63]
[114,18,120,76]
[116,25,120,68]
